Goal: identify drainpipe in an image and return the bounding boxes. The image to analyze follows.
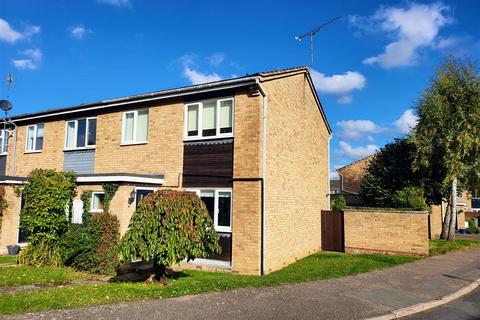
[256,78,267,276]
[10,124,18,176]
[327,134,332,209]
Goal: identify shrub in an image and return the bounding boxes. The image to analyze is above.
[61,213,120,275]
[17,240,62,267]
[467,219,479,234]
[331,195,346,211]
[119,190,220,282]
[0,186,7,243]
[392,187,427,210]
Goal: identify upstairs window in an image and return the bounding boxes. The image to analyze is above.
[0,130,8,154]
[65,118,97,149]
[122,109,149,144]
[185,98,233,139]
[25,124,44,152]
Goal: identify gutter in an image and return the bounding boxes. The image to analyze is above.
[256,78,267,276]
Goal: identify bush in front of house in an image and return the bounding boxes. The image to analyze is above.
[18,169,77,267]
[331,195,346,212]
[61,212,120,275]
[467,219,479,234]
[392,187,427,210]
[119,189,221,283]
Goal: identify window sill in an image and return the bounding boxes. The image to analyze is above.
[183,135,233,142]
[64,147,96,152]
[90,210,104,213]
[24,150,42,154]
[120,141,148,146]
[215,228,232,233]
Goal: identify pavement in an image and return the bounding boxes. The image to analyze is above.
[2,246,480,320]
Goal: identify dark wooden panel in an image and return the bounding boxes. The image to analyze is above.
[321,210,345,252]
[207,232,232,262]
[0,156,6,176]
[182,141,233,188]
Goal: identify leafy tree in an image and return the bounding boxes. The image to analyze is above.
[360,138,445,207]
[119,189,221,283]
[413,57,480,240]
[331,195,346,211]
[18,169,77,266]
[392,187,427,210]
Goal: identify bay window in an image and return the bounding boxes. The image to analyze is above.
[0,130,8,154]
[25,124,44,152]
[188,189,232,232]
[185,98,233,139]
[65,118,97,149]
[122,109,149,144]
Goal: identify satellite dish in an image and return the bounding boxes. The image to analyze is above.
[0,100,12,112]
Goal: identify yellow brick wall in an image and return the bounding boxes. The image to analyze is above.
[344,209,429,256]
[262,73,330,273]
[231,89,263,275]
[6,120,64,176]
[430,205,443,239]
[94,101,184,187]
[0,186,22,255]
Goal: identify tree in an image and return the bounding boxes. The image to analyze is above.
[413,57,480,241]
[119,189,221,283]
[360,138,445,207]
[18,169,77,266]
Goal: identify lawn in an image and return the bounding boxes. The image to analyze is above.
[0,256,16,264]
[429,239,480,256]
[0,252,415,314]
[0,266,91,287]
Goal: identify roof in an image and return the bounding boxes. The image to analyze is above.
[336,154,375,173]
[8,66,331,133]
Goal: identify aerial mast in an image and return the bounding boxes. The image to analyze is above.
[295,16,341,66]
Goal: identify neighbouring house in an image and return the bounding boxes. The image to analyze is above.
[330,155,374,206]
[0,66,332,275]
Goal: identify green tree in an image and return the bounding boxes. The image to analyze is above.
[360,138,445,207]
[119,189,221,283]
[331,195,346,211]
[392,187,427,210]
[413,57,480,240]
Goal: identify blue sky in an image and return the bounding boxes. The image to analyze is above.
[1,0,480,178]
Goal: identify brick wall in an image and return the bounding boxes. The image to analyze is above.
[231,89,263,275]
[6,120,65,176]
[0,186,21,255]
[344,209,429,256]
[263,72,330,273]
[430,205,443,239]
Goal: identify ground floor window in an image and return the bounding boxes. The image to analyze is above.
[91,192,105,213]
[186,188,232,233]
[18,195,27,244]
[135,188,156,209]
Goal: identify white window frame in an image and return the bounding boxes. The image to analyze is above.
[90,192,105,213]
[121,109,149,145]
[185,188,232,233]
[64,117,97,150]
[0,129,8,155]
[184,97,234,141]
[134,187,157,207]
[25,124,44,153]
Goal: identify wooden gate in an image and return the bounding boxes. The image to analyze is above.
[321,210,345,252]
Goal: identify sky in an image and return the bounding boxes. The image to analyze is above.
[1,0,480,178]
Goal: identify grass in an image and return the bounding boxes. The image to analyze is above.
[0,256,16,264]
[0,266,91,287]
[0,252,415,314]
[429,239,480,256]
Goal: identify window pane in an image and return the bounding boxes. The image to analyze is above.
[36,124,44,150]
[136,110,148,142]
[77,119,86,148]
[92,193,105,211]
[202,101,216,136]
[0,131,4,153]
[218,192,231,227]
[200,190,215,222]
[219,100,233,134]
[66,122,76,148]
[87,119,97,146]
[123,112,134,142]
[26,126,35,151]
[187,105,199,136]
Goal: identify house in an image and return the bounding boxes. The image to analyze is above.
[0,66,332,275]
[331,155,374,206]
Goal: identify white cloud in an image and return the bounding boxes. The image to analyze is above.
[69,26,93,40]
[330,171,340,180]
[310,68,366,104]
[12,48,43,70]
[339,141,379,159]
[0,18,40,43]
[337,120,384,140]
[393,109,418,134]
[351,2,452,69]
[180,55,222,85]
[208,53,226,66]
[97,0,131,7]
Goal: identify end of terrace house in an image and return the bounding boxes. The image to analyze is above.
[0,66,332,275]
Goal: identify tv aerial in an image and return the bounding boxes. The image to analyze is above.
[295,16,341,66]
